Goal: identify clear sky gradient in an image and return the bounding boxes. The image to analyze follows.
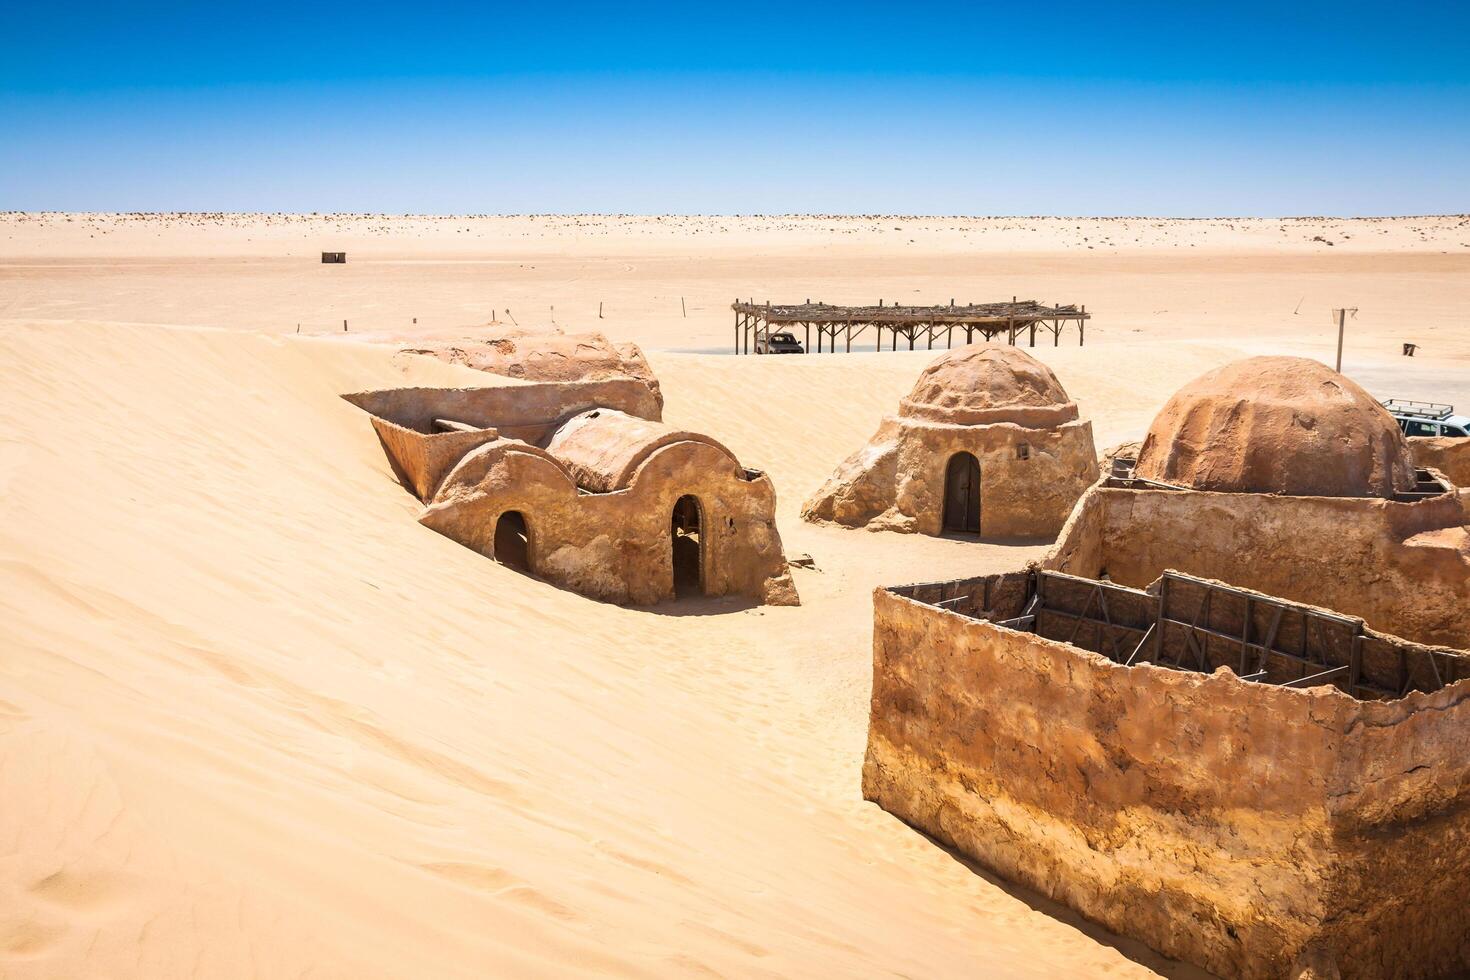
[4,1,1468,215]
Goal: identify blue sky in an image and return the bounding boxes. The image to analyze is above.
[3,1,1468,215]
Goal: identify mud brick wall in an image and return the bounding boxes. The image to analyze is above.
[864,587,1470,978]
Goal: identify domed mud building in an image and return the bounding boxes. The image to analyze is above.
[344,379,798,607]
[863,356,1470,980]
[1054,356,1468,640]
[802,345,1097,539]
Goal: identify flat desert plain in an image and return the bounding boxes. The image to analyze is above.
[1,213,1468,979]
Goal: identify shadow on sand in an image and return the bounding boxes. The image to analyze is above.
[633,593,764,617]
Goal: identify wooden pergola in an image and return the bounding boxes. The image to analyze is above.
[731,299,1090,355]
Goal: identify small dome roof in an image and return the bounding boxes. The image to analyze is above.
[899,345,1079,426]
[1135,356,1416,498]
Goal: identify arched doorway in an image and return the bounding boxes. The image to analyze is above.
[493,511,531,572]
[943,453,981,534]
[671,495,703,597]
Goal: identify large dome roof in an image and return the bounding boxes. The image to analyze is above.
[899,345,1079,426]
[1135,356,1416,498]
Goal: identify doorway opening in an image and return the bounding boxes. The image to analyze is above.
[493,511,531,572]
[943,453,981,534]
[672,495,704,597]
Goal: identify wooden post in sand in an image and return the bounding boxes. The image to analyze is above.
[1332,308,1356,372]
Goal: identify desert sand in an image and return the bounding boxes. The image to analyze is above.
[2,213,1468,978]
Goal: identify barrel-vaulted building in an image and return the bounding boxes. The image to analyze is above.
[345,379,798,607]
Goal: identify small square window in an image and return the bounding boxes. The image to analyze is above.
[1017,443,1031,460]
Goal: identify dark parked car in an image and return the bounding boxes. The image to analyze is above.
[755,331,804,354]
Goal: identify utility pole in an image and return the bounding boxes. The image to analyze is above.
[1332,307,1357,373]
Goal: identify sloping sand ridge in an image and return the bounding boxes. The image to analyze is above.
[0,319,1222,978]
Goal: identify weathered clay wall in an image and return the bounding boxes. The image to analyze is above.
[1047,482,1470,648]
[1410,435,1470,487]
[364,418,502,502]
[865,588,1343,978]
[399,330,663,409]
[343,380,661,500]
[421,437,798,606]
[864,587,1470,978]
[344,379,660,436]
[887,571,1031,620]
[800,418,902,527]
[803,416,1098,539]
[1321,685,1470,977]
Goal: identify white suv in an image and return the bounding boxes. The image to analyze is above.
[1382,399,1470,438]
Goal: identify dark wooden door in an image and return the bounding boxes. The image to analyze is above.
[943,453,981,534]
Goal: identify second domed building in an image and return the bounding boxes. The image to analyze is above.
[802,345,1097,538]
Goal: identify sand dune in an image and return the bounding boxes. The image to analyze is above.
[2,319,1231,978]
[2,214,1467,978]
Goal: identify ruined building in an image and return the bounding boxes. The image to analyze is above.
[864,357,1470,979]
[802,345,1098,539]
[345,379,798,607]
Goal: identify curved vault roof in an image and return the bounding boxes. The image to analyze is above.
[1135,356,1417,498]
[899,345,1079,427]
[545,409,741,493]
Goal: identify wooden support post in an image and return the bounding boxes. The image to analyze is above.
[845,320,852,353]
[1008,316,1015,345]
[1348,631,1363,698]
[1080,306,1086,346]
[1028,322,1036,346]
[804,322,810,354]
